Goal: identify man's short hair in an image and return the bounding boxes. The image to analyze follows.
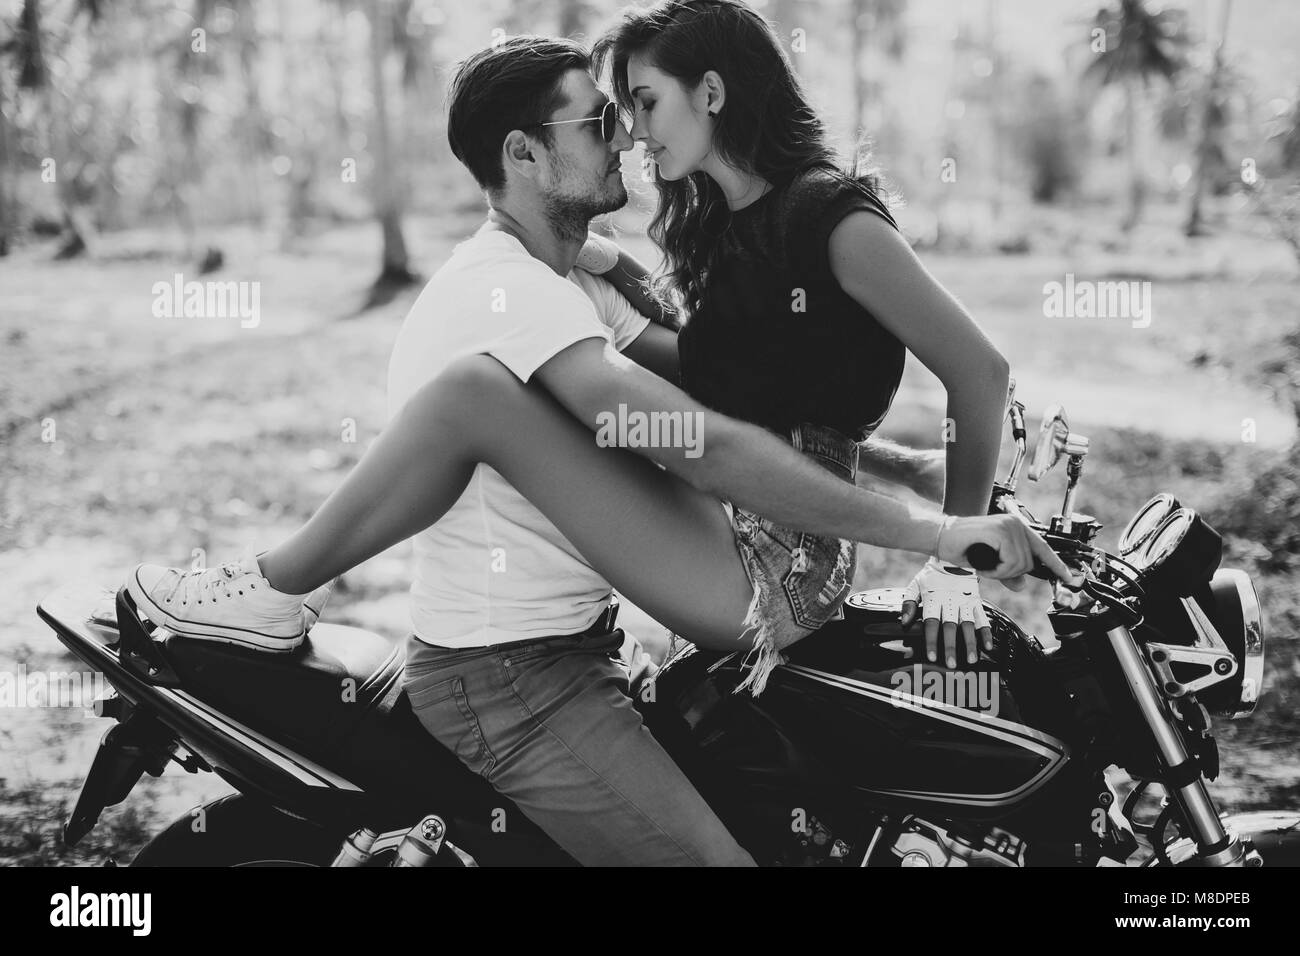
[446,36,591,195]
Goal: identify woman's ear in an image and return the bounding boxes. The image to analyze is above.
[700,69,726,116]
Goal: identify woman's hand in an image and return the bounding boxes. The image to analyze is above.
[900,557,991,667]
[575,232,621,275]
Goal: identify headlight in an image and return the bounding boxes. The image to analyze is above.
[1201,569,1266,719]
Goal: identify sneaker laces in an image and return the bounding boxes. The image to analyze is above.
[161,560,262,608]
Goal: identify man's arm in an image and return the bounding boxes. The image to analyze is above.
[598,245,682,332]
[532,337,1071,583]
[858,436,946,502]
[535,337,941,553]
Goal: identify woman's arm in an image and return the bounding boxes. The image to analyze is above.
[622,321,680,383]
[599,244,683,333]
[829,212,1010,518]
[585,238,681,381]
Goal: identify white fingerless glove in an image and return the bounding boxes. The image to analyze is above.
[901,555,991,643]
[575,232,621,275]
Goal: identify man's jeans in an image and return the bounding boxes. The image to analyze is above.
[402,627,756,866]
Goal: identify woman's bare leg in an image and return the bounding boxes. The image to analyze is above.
[257,355,756,649]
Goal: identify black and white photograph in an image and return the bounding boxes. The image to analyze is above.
[1,0,1298,917]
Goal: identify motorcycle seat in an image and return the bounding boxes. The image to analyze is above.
[162,622,540,819]
[162,622,406,756]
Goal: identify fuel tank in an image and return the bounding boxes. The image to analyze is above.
[640,588,1076,826]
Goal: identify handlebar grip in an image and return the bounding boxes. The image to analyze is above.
[965,543,1058,581]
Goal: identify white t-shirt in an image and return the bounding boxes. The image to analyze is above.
[387,229,651,647]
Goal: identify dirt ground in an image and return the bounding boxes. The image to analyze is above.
[2,201,1297,864]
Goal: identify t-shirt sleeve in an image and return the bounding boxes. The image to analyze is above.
[482,270,613,382]
[784,168,898,284]
[569,270,652,351]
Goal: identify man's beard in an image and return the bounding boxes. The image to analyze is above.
[542,161,628,243]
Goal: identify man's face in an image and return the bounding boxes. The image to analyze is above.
[530,70,633,233]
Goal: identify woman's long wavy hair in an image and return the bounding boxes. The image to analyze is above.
[591,0,896,319]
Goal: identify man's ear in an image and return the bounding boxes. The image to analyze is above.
[501,129,538,181]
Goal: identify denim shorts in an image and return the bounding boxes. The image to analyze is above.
[719,422,858,696]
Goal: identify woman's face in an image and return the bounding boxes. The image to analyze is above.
[626,53,719,182]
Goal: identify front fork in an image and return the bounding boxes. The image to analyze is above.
[1107,626,1261,866]
[331,815,468,867]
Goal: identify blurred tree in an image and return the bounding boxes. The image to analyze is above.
[1085,0,1189,232]
[364,0,418,304]
[4,0,105,258]
[1184,0,1232,237]
[392,0,446,212]
[168,0,221,265]
[232,0,270,228]
[557,0,597,39]
[502,0,552,35]
[1280,92,1300,172]
[1240,87,1300,268]
[849,0,906,142]
[1014,75,1081,203]
[0,61,12,256]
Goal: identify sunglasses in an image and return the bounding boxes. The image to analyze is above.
[528,100,626,144]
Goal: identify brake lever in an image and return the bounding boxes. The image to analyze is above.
[964,539,1090,585]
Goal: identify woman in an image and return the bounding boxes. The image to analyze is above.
[126,7,1072,701]
[586,0,1030,686]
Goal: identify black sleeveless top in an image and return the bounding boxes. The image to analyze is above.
[677,163,906,441]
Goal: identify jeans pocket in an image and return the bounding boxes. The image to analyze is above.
[407,675,497,780]
[782,532,855,630]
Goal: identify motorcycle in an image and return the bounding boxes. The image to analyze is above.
[35,388,1300,866]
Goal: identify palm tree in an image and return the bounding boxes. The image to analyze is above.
[1085,0,1189,231]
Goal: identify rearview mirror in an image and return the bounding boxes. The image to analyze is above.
[1028,403,1069,482]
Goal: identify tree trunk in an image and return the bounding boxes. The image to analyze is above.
[43,85,91,259]
[1185,0,1232,238]
[557,0,585,38]
[0,71,12,257]
[366,0,416,293]
[235,0,269,227]
[850,0,866,141]
[1121,76,1144,232]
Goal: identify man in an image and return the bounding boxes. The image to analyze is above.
[127,35,1072,866]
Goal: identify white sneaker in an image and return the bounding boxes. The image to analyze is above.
[125,552,308,652]
[303,577,337,632]
[251,549,335,633]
